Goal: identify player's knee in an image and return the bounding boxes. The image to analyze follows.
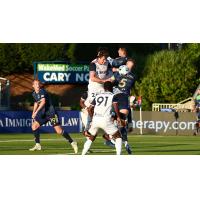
[112,131,121,139]
[56,127,63,135]
[32,124,39,131]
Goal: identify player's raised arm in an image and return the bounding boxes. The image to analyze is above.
[89,70,105,84]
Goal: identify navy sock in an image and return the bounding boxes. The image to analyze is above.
[120,127,128,142]
[127,108,132,124]
[62,131,73,144]
[33,129,40,143]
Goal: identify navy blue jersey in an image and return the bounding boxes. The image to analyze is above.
[108,57,128,68]
[112,72,135,96]
[32,88,55,114]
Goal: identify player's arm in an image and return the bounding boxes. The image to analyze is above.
[32,102,39,118]
[88,105,94,118]
[90,71,106,83]
[112,57,127,67]
[80,98,86,109]
[88,98,95,118]
[32,98,46,119]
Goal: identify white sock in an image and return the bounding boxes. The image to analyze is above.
[111,139,116,144]
[124,141,128,147]
[82,139,92,155]
[115,138,122,155]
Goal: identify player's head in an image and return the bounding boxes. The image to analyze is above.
[97,47,109,57]
[97,52,108,65]
[126,58,135,71]
[118,47,127,57]
[32,79,41,92]
[104,81,113,92]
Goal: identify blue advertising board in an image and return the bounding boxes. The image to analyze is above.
[34,61,89,84]
[0,111,81,133]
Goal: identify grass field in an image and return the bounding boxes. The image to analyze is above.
[1,133,200,155]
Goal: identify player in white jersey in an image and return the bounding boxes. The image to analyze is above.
[82,81,122,155]
[85,51,113,106]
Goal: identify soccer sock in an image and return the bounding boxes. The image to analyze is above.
[115,138,122,155]
[120,127,128,142]
[33,129,40,144]
[82,139,92,155]
[127,108,132,124]
[62,131,73,144]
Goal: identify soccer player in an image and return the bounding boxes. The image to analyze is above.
[86,51,112,103]
[107,47,128,72]
[29,79,78,153]
[193,89,200,135]
[110,59,136,154]
[107,47,134,131]
[80,91,115,148]
[82,81,122,155]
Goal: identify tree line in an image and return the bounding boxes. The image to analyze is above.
[0,43,199,110]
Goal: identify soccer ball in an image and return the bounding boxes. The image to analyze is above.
[118,65,129,76]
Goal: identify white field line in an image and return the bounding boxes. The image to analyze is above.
[0,134,195,143]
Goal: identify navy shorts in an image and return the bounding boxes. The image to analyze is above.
[34,110,60,126]
[114,93,129,110]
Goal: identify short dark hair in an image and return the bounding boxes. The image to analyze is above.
[97,47,109,58]
[104,81,113,92]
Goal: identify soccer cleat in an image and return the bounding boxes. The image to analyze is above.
[71,141,78,154]
[125,143,132,155]
[29,143,42,151]
[104,140,115,148]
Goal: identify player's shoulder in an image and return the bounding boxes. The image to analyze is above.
[89,62,97,71]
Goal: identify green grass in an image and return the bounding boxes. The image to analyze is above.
[1,133,200,155]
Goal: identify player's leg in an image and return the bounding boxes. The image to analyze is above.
[127,107,133,132]
[104,120,122,155]
[49,112,78,154]
[119,111,132,154]
[81,118,98,155]
[29,120,42,151]
[53,125,78,154]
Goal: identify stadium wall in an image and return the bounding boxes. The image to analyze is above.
[0,111,197,135]
[132,111,197,135]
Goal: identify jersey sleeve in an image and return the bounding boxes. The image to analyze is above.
[39,89,47,99]
[89,62,96,71]
[112,57,127,67]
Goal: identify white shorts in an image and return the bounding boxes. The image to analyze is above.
[89,116,118,136]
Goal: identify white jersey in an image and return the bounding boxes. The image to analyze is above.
[92,91,117,118]
[88,60,112,92]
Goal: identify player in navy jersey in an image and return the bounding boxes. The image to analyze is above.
[107,47,128,72]
[110,59,135,154]
[29,80,78,153]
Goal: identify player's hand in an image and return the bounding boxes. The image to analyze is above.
[32,112,37,119]
[112,67,119,72]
